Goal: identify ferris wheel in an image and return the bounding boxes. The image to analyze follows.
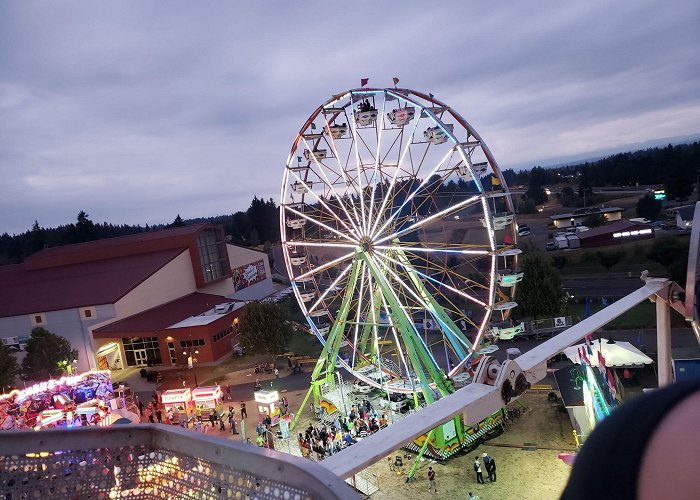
[280,87,522,400]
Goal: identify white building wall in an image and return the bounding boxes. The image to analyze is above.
[0,303,117,375]
[226,244,274,301]
[114,250,197,319]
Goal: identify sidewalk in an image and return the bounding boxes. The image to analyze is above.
[115,354,314,446]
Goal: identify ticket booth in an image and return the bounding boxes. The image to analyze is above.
[161,388,193,423]
[254,390,280,426]
[192,386,223,417]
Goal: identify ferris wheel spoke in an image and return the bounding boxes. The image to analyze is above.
[351,262,371,371]
[348,96,369,234]
[365,94,387,240]
[300,136,363,238]
[374,250,487,308]
[377,293,411,380]
[374,244,489,256]
[371,148,456,239]
[367,115,425,236]
[375,194,481,245]
[319,115,365,227]
[290,250,355,282]
[288,162,361,240]
[284,205,359,244]
[371,254,474,355]
[306,260,354,315]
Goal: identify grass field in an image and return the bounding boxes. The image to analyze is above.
[565,300,686,329]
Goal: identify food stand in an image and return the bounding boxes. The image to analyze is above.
[160,388,193,424]
[254,390,281,426]
[192,386,223,417]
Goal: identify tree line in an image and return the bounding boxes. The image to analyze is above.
[0,196,279,265]
[2,142,697,264]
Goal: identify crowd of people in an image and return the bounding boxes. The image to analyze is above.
[298,398,390,460]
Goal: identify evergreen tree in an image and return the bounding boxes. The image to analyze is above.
[0,344,20,389]
[636,194,662,220]
[21,327,78,381]
[515,253,566,318]
[237,301,294,363]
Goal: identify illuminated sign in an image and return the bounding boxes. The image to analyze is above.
[654,189,666,200]
[613,229,653,238]
[0,370,111,402]
[192,386,222,401]
[161,388,192,404]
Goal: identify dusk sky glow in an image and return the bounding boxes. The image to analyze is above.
[1,1,698,235]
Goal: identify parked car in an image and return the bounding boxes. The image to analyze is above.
[517,225,531,236]
[546,241,557,251]
[353,379,374,394]
[378,393,410,412]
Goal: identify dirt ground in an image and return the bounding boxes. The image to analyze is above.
[364,391,575,500]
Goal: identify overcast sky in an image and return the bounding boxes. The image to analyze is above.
[1,1,698,235]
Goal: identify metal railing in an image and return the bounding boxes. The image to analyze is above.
[0,424,358,499]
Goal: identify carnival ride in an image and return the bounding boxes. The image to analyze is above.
[280,86,525,469]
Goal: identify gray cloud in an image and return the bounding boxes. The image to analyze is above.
[1,0,698,235]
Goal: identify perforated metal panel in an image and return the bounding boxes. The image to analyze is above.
[0,426,358,500]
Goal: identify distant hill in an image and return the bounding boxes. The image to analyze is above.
[511,133,700,171]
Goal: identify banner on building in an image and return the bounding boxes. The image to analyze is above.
[232,259,267,291]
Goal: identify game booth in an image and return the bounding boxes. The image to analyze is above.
[160,388,194,424]
[0,371,116,431]
[254,390,281,426]
[192,386,223,417]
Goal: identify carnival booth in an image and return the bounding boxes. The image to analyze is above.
[192,386,223,417]
[161,388,193,423]
[254,390,281,426]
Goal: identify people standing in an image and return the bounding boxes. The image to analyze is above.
[469,493,479,500]
[209,409,217,427]
[274,367,279,378]
[427,466,437,493]
[240,402,247,419]
[474,456,485,484]
[155,407,162,424]
[219,415,226,431]
[482,452,496,482]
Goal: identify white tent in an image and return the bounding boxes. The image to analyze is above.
[563,340,653,368]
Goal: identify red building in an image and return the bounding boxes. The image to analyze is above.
[0,224,273,373]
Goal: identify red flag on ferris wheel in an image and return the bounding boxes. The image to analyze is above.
[360,78,369,87]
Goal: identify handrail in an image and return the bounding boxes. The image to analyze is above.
[1,424,358,499]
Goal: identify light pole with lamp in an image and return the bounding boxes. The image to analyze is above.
[183,346,199,387]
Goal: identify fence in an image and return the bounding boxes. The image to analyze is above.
[0,424,358,499]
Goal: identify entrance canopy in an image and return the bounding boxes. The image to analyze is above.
[563,340,653,368]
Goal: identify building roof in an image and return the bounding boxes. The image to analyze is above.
[24,224,211,270]
[550,206,624,221]
[93,293,242,335]
[0,248,185,318]
[577,220,651,239]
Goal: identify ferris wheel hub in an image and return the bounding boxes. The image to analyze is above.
[359,237,373,253]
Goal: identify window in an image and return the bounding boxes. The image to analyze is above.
[180,339,206,348]
[213,326,234,343]
[84,309,92,318]
[122,337,162,367]
[197,228,229,283]
[30,313,46,326]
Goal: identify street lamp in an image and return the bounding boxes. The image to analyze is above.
[183,348,199,387]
